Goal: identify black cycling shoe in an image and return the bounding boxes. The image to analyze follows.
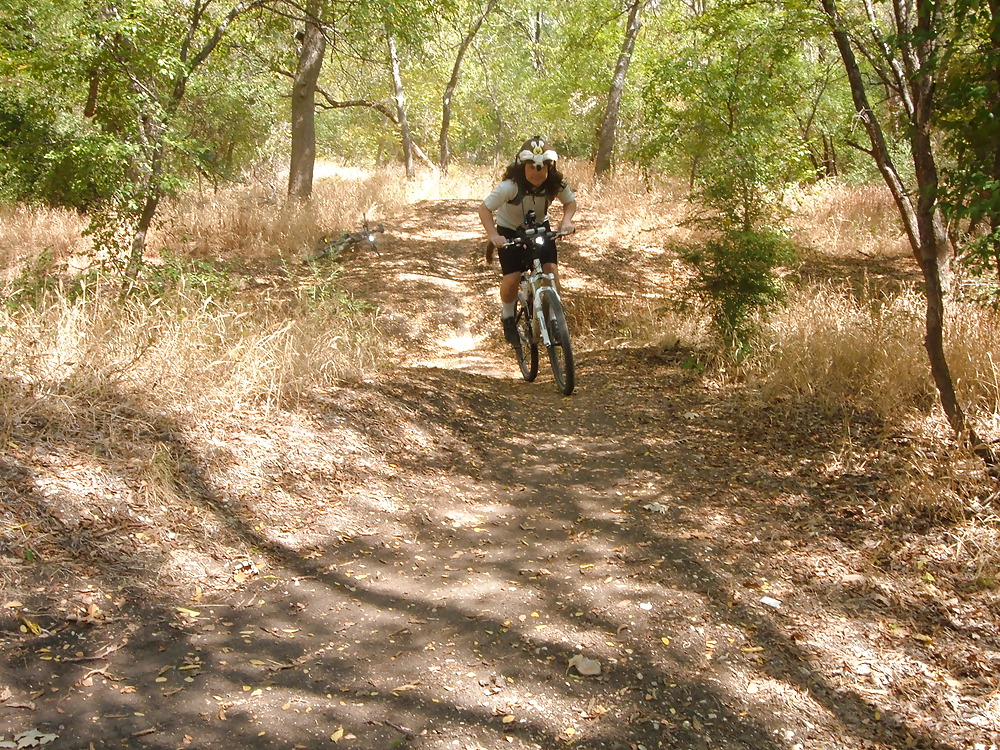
[502,316,519,346]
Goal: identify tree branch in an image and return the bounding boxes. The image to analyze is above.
[315,90,399,123]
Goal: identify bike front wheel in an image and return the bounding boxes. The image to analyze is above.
[541,292,574,395]
[514,296,539,382]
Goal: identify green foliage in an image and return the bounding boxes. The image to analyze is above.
[3,251,62,312]
[298,262,374,314]
[638,0,844,193]
[3,249,236,313]
[936,1,1000,285]
[0,83,130,209]
[3,251,108,312]
[678,229,797,355]
[144,252,235,301]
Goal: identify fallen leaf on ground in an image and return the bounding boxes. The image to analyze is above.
[20,618,44,636]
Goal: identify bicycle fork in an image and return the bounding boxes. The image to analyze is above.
[518,260,560,348]
[531,286,560,348]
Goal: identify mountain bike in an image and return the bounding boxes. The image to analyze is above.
[506,226,575,396]
[305,219,384,263]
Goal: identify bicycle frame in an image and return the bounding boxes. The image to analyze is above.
[520,257,560,348]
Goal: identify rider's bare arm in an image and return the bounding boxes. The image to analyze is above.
[478,203,506,248]
[558,200,577,235]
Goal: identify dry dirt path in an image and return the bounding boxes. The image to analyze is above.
[0,200,989,750]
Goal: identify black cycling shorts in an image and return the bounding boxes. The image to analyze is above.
[497,223,557,276]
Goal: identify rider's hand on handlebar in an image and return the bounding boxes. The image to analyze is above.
[489,232,506,248]
[557,222,575,236]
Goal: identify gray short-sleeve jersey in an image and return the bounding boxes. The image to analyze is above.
[483,179,575,230]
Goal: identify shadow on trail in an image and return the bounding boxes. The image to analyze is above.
[0,341,969,749]
[0,197,970,749]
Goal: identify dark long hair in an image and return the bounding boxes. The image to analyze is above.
[501,161,568,202]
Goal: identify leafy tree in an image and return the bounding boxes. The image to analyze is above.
[0,0,128,208]
[79,0,279,291]
[438,0,500,172]
[637,0,819,353]
[680,229,797,354]
[819,0,997,462]
[640,0,821,216]
[937,1,1000,285]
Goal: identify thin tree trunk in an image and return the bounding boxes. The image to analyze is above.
[821,0,994,462]
[85,71,100,118]
[288,5,326,200]
[822,0,920,257]
[114,0,259,297]
[387,31,414,179]
[988,0,1000,265]
[532,10,544,70]
[121,187,162,299]
[595,0,645,177]
[439,0,498,172]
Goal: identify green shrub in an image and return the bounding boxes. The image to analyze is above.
[679,229,797,355]
[0,90,130,210]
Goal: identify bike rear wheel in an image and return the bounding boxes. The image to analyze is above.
[514,296,538,382]
[541,292,574,395]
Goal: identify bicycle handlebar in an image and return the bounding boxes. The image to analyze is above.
[501,226,574,250]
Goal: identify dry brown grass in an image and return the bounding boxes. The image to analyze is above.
[753,284,934,417]
[0,167,401,454]
[746,181,1000,554]
[788,180,913,259]
[0,281,383,441]
[153,165,409,261]
[0,204,91,281]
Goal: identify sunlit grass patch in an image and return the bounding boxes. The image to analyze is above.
[788,179,911,259]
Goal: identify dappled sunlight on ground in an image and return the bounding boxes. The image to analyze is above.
[1,184,996,750]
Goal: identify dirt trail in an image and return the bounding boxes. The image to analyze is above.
[0,200,990,750]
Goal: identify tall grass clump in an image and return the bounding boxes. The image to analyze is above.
[0,272,383,439]
[0,166,398,441]
[154,165,408,261]
[751,282,1000,429]
[788,180,911,259]
[942,300,1000,425]
[0,204,90,280]
[752,283,932,418]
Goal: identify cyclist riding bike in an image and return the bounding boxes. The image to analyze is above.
[478,136,577,346]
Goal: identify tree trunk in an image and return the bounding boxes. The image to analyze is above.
[595,0,644,177]
[821,0,994,463]
[288,6,326,200]
[439,0,498,173]
[121,190,162,299]
[821,0,921,257]
[387,31,414,179]
[85,71,100,118]
[532,10,544,70]
[988,0,1000,264]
